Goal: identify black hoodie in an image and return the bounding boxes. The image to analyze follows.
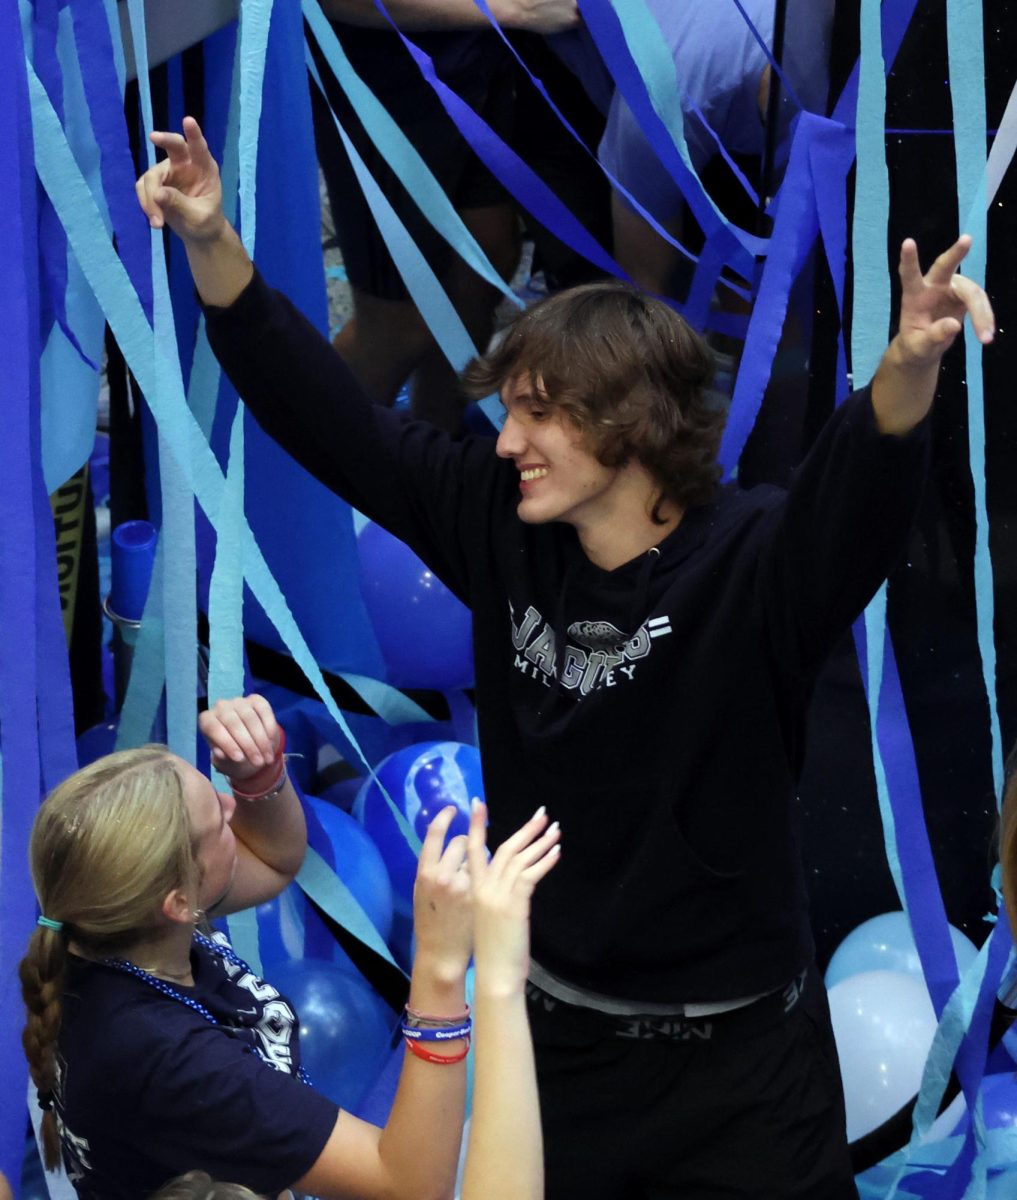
[206,272,930,1004]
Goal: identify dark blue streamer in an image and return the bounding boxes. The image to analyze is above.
[729,0,806,112]
[577,0,764,273]
[875,625,959,1014]
[69,0,153,321]
[363,0,638,282]
[471,0,760,260]
[719,114,841,474]
[0,2,45,1182]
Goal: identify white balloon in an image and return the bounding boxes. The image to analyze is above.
[825,911,979,990]
[827,969,938,1143]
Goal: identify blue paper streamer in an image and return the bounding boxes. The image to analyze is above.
[237,0,274,257]
[306,54,479,376]
[0,4,45,1180]
[948,0,1001,800]
[27,56,423,846]
[303,0,522,309]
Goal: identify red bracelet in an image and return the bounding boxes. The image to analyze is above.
[230,730,287,800]
[404,1035,470,1065]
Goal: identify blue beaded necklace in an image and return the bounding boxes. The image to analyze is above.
[104,930,312,1085]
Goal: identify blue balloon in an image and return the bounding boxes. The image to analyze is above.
[354,741,483,913]
[271,958,398,1110]
[76,722,118,767]
[254,884,335,972]
[982,1072,1017,1131]
[307,795,395,941]
[357,521,474,690]
[824,911,979,989]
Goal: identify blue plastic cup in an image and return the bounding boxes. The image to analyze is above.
[109,520,157,622]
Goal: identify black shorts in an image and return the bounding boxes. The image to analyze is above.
[308,24,513,302]
[527,965,858,1200]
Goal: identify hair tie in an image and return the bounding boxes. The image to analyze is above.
[37,915,64,932]
[36,1089,54,1112]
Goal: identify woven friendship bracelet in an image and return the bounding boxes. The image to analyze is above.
[403,1003,471,1028]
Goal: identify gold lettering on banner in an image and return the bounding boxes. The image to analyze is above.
[49,465,89,644]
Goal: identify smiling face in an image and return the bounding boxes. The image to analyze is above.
[179,760,238,915]
[495,375,632,535]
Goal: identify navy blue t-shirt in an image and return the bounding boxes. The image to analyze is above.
[53,934,339,1200]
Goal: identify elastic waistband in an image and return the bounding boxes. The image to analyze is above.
[527,968,810,1044]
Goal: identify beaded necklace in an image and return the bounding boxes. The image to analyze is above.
[104,930,312,1085]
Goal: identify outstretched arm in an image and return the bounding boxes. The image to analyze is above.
[296,806,472,1200]
[461,801,561,1200]
[320,0,578,32]
[136,117,252,307]
[871,235,995,435]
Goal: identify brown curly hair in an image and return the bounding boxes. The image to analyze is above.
[463,282,724,521]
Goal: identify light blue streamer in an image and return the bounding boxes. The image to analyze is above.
[115,542,167,749]
[851,0,891,386]
[190,35,243,440]
[125,0,199,761]
[237,0,274,256]
[306,55,478,376]
[99,0,126,96]
[157,422,199,760]
[851,4,906,906]
[224,906,264,977]
[27,61,421,846]
[207,405,246,706]
[337,673,433,726]
[40,6,106,490]
[602,0,766,261]
[862,596,906,903]
[948,0,1001,800]
[303,0,521,309]
[297,846,402,970]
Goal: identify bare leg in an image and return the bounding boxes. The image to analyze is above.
[411,201,521,433]
[611,192,689,298]
[332,289,433,408]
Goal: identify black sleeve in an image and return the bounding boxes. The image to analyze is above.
[203,270,503,602]
[756,385,931,679]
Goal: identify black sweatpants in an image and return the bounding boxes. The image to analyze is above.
[528,966,859,1200]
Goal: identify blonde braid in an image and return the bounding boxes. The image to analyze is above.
[19,926,66,1170]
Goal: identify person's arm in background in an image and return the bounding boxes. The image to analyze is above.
[461,801,561,1200]
[871,235,994,435]
[319,0,578,33]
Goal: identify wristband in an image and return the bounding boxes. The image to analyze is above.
[404,1035,470,1065]
[230,730,288,800]
[231,766,288,801]
[400,1019,472,1042]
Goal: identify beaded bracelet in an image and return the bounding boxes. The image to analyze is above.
[230,731,288,801]
[404,1035,471,1065]
[400,1019,472,1043]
